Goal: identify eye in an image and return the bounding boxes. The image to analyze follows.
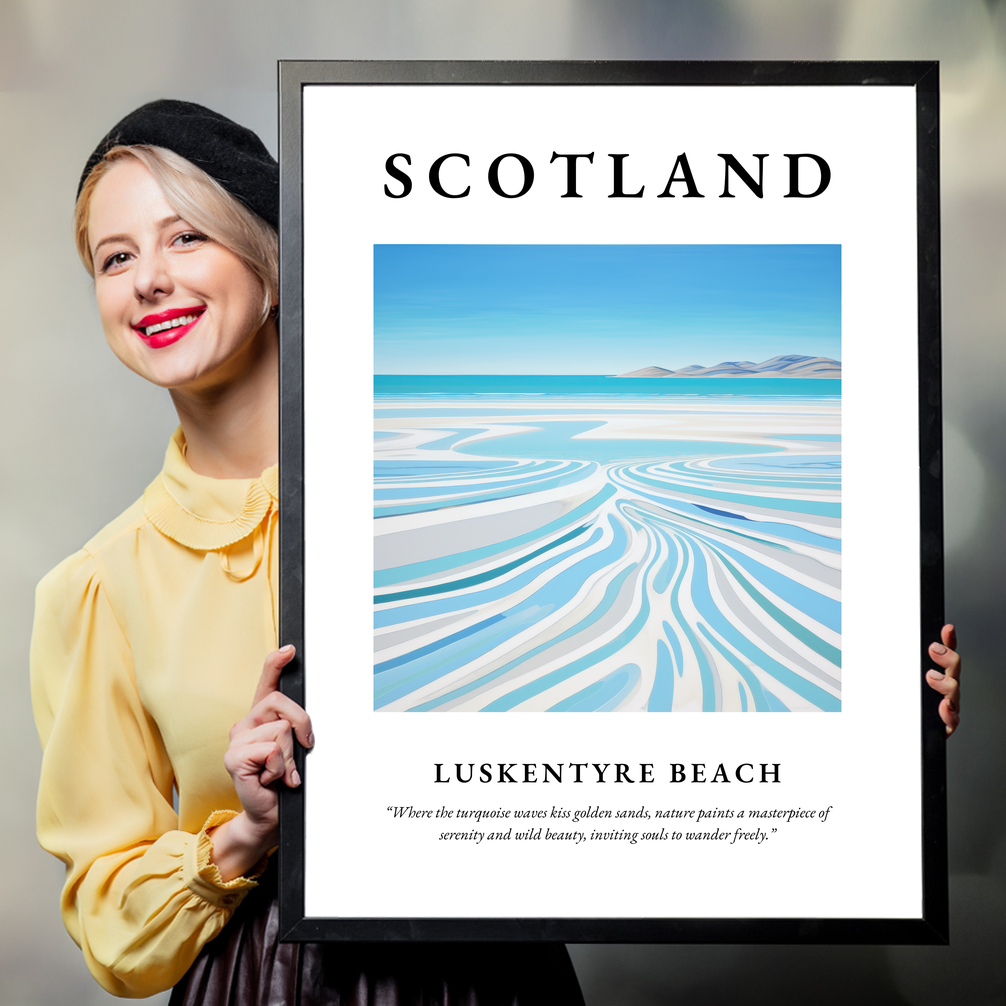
[172,230,208,249]
[100,251,132,274]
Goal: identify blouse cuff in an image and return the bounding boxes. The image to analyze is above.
[183,810,269,909]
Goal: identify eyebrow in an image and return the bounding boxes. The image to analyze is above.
[91,215,185,258]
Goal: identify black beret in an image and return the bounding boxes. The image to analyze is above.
[78,99,278,228]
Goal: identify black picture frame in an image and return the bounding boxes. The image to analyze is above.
[277,60,945,944]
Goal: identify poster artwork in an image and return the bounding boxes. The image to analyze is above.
[286,64,944,941]
[373,244,841,714]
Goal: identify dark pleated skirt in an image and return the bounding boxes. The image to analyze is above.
[169,869,585,1006]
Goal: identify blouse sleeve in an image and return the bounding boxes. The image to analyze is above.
[31,549,262,998]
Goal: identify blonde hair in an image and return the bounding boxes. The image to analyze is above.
[75,145,278,322]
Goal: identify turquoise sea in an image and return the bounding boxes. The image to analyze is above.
[373,376,842,713]
[376,375,841,397]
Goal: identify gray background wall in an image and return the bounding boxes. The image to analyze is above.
[1,2,1003,1003]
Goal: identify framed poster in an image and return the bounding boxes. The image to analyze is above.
[277,61,946,943]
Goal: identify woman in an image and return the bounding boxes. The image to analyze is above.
[31,99,585,1003]
[32,99,961,1002]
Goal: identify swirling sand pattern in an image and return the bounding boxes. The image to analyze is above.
[374,396,840,712]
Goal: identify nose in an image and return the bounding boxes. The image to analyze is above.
[133,247,173,303]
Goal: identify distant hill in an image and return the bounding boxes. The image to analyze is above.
[619,355,841,378]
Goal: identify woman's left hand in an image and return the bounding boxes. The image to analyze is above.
[926,624,961,737]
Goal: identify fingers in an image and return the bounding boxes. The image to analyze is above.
[252,644,297,706]
[225,645,313,806]
[924,683,960,736]
[939,697,961,737]
[926,625,961,737]
[227,720,302,788]
[941,623,957,653]
[244,644,314,750]
[928,631,961,682]
[233,689,314,750]
[225,739,289,788]
[926,667,959,705]
[928,644,961,679]
[249,720,298,788]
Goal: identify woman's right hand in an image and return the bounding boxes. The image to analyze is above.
[209,645,314,881]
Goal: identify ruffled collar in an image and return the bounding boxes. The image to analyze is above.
[143,428,278,551]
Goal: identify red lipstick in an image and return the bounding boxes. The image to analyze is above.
[133,306,205,349]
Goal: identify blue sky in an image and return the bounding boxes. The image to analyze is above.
[374,245,840,375]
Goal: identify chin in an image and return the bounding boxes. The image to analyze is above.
[110,322,271,393]
[162,364,226,392]
[122,354,215,391]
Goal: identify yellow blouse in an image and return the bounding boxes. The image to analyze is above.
[31,429,279,998]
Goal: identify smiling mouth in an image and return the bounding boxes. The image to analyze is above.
[131,307,207,349]
[135,307,206,338]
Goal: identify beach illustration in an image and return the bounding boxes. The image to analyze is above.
[373,245,841,712]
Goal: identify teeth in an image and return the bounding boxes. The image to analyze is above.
[142,313,199,337]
